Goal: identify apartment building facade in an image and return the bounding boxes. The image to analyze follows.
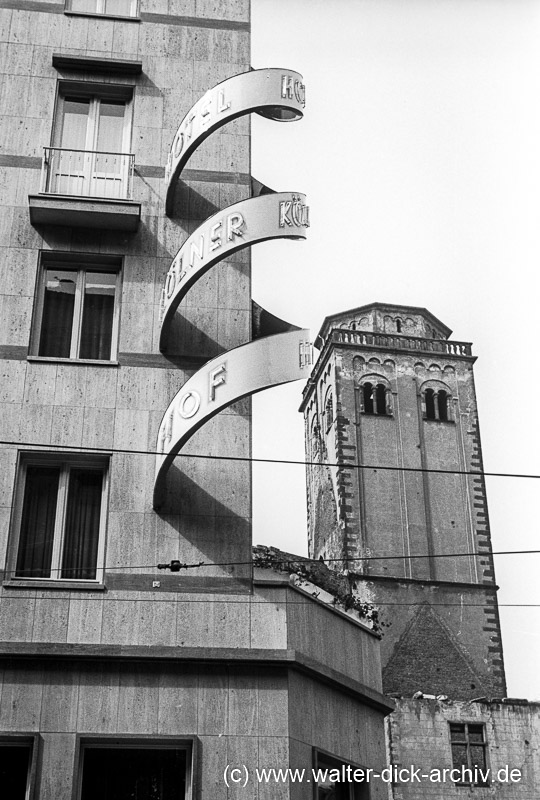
[0,2,393,798]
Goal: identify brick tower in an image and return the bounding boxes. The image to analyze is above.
[300,303,506,698]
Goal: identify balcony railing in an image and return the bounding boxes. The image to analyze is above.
[40,147,135,201]
[331,328,472,357]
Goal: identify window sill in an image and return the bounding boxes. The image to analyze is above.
[423,418,455,424]
[27,356,119,367]
[64,10,140,22]
[361,413,393,418]
[3,579,106,591]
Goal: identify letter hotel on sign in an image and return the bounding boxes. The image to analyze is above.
[165,68,305,214]
[159,192,309,351]
[153,330,313,507]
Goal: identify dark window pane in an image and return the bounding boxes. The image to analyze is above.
[468,725,485,743]
[61,469,102,580]
[79,272,115,360]
[449,723,465,740]
[0,745,31,800]
[451,744,469,770]
[363,383,374,414]
[375,384,386,415]
[81,747,187,800]
[16,466,59,578]
[470,746,486,770]
[39,270,76,357]
[316,755,364,800]
[438,390,448,421]
[425,389,436,420]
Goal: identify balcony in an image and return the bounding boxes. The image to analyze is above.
[29,147,141,231]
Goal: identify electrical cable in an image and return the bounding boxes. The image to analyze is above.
[0,596,536,606]
[1,547,539,578]
[0,439,538,480]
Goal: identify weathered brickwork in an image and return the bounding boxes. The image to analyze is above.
[387,697,540,799]
[300,303,506,697]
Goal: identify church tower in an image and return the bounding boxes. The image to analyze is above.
[300,303,506,698]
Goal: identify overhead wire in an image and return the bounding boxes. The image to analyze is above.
[0,596,536,607]
[0,439,538,480]
[1,546,539,579]
[0,440,537,608]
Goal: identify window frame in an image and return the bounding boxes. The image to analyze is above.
[449,722,489,786]
[75,736,196,800]
[6,452,110,588]
[64,0,140,20]
[53,90,133,155]
[422,386,453,423]
[46,81,134,200]
[312,748,370,800]
[0,735,39,800]
[29,251,122,364]
[324,390,334,432]
[359,380,392,417]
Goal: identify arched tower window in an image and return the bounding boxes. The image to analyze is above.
[311,416,321,460]
[437,390,449,422]
[375,383,387,415]
[423,387,451,421]
[324,392,333,431]
[362,381,391,416]
[396,318,402,333]
[425,388,436,420]
[362,382,374,414]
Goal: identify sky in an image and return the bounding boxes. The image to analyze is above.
[249,0,540,700]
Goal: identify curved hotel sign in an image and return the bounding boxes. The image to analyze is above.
[159,192,309,350]
[165,68,306,214]
[153,330,312,507]
[155,66,310,506]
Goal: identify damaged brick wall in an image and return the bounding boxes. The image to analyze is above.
[386,697,540,799]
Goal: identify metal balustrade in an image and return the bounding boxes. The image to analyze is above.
[41,147,135,200]
[331,328,472,356]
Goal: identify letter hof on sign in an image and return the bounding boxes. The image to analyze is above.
[153,330,313,507]
[165,68,306,214]
[159,192,309,351]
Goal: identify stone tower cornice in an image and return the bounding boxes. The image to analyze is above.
[315,302,453,348]
[300,328,475,412]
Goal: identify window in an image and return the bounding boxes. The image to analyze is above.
[438,390,449,421]
[361,382,390,416]
[66,0,138,18]
[0,741,34,800]
[31,254,121,361]
[324,392,334,431]
[424,388,450,422]
[79,742,192,800]
[314,751,369,800]
[45,85,133,199]
[449,723,489,785]
[11,455,108,582]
